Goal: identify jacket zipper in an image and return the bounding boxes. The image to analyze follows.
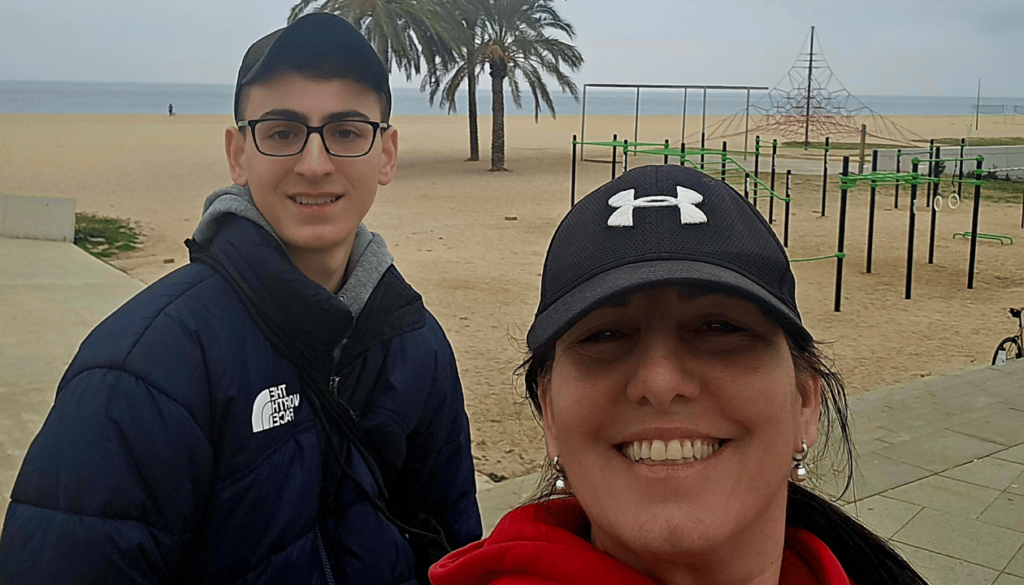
[316,525,337,585]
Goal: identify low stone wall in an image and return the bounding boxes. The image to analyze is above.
[0,193,76,242]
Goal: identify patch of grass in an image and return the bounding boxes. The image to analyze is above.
[927,137,1024,147]
[975,176,1024,204]
[74,213,142,259]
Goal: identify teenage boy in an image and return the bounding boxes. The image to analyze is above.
[0,13,481,584]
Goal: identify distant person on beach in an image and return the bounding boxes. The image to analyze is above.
[168,102,174,116]
[0,12,481,585]
[430,165,927,585]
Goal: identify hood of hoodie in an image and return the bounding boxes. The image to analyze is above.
[192,184,393,321]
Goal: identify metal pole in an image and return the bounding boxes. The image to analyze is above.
[611,134,618,180]
[968,157,982,289]
[680,142,686,168]
[634,87,641,144]
[744,88,751,160]
[571,135,578,206]
[700,131,706,171]
[867,149,878,273]
[925,139,935,210]
[857,124,867,174]
[805,26,814,146]
[744,172,750,201]
[701,87,708,141]
[769,140,778,224]
[820,137,829,216]
[623,139,629,172]
[664,139,670,165]
[894,149,901,209]
[580,85,587,160]
[835,156,849,312]
[681,88,688,147]
[957,139,965,199]
[753,135,761,209]
[976,78,981,131]
[785,170,792,248]
[721,141,728,183]
[928,146,940,264]
[906,161,920,299]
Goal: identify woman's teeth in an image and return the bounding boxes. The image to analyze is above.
[293,195,341,206]
[621,439,721,464]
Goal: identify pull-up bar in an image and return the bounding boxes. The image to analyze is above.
[579,83,769,162]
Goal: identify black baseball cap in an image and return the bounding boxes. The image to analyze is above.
[233,12,391,121]
[526,164,812,350]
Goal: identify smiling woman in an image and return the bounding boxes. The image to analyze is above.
[429,165,928,585]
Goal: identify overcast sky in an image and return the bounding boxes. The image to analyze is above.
[3,0,1022,97]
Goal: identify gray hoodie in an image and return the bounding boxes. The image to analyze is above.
[192,185,393,321]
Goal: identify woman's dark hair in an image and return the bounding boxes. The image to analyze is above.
[514,311,927,584]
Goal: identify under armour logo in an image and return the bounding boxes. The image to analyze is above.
[607,186,708,227]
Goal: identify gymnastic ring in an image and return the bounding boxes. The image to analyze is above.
[933,195,943,211]
[948,193,960,209]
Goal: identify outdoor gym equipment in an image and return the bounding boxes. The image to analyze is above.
[839,154,988,295]
[755,136,832,217]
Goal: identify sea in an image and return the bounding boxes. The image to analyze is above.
[2,80,1024,118]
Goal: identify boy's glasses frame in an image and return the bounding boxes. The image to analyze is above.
[237,118,391,158]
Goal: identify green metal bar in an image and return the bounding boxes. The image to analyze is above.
[624,144,792,203]
[840,172,945,190]
[952,232,1013,245]
[790,252,847,263]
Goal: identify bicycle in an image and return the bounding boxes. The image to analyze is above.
[992,307,1024,365]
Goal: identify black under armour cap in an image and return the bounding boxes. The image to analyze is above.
[526,164,812,350]
[234,12,391,120]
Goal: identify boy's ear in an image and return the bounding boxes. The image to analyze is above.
[225,126,249,186]
[377,126,398,187]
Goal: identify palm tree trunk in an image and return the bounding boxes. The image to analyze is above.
[467,65,479,161]
[489,62,506,171]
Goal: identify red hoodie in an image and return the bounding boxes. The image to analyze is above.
[430,498,851,585]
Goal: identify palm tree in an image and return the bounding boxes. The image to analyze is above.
[289,0,468,82]
[421,0,488,161]
[477,0,583,171]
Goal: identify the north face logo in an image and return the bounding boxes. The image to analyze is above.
[607,186,708,227]
[251,384,301,433]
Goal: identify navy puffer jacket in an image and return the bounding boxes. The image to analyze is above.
[0,216,482,584]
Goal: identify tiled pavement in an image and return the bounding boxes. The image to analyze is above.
[2,237,1024,584]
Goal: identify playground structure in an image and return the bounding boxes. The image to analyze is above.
[705,26,924,146]
[569,133,1024,313]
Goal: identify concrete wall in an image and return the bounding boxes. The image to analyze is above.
[873,145,1024,180]
[0,193,76,243]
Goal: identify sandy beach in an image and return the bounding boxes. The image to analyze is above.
[1,112,1022,480]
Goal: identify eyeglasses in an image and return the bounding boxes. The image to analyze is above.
[237,118,391,158]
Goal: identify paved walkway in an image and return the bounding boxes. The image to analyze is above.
[2,236,1023,584]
